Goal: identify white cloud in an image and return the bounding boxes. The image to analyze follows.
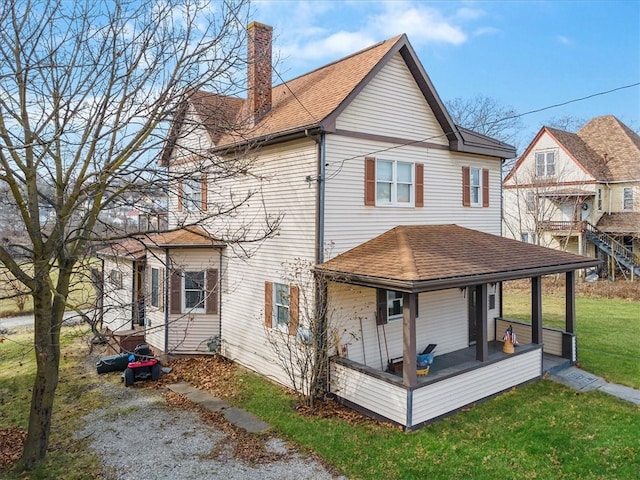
[473,26,500,37]
[556,35,573,45]
[370,3,468,45]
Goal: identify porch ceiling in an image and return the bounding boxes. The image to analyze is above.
[315,225,601,292]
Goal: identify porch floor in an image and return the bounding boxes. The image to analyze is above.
[389,341,570,385]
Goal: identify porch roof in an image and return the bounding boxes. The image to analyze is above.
[141,226,224,248]
[596,212,640,234]
[315,225,601,292]
[96,238,146,260]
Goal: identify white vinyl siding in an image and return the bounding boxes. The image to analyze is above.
[329,284,469,371]
[324,135,502,258]
[100,257,134,333]
[411,348,542,425]
[330,362,407,425]
[217,139,318,389]
[144,247,221,355]
[336,54,448,145]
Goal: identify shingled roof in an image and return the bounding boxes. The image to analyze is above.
[507,115,640,182]
[162,31,516,164]
[596,212,640,234]
[316,225,599,292]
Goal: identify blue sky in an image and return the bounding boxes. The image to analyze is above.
[252,0,640,147]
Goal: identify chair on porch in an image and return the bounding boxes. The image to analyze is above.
[388,344,437,376]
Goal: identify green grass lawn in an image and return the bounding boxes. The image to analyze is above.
[502,292,640,389]
[1,293,638,479]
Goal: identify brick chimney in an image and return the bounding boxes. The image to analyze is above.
[247,22,272,125]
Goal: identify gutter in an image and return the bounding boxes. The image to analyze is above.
[317,259,602,294]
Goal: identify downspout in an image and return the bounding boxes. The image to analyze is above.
[164,249,170,355]
[218,248,223,341]
[306,128,328,395]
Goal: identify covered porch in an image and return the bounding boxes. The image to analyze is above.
[317,225,600,429]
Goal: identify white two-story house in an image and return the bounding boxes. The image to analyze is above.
[99,22,599,429]
[503,115,640,280]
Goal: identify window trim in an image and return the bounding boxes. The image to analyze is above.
[597,188,603,211]
[622,187,634,211]
[110,269,123,290]
[264,281,299,335]
[535,150,556,178]
[150,267,160,309]
[375,159,415,207]
[462,166,489,208]
[386,290,403,321]
[182,270,206,313]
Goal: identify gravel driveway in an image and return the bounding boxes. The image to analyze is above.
[75,374,346,480]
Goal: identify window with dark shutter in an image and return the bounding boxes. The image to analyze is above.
[264,281,273,328]
[376,288,387,325]
[462,166,471,206]
[482,168,489,207]
[415,163,424,207]
[288,285,299,335]
[201,174,208,212]
[170,270,182,314]
[206,268,218,314]
[364,157,376,206]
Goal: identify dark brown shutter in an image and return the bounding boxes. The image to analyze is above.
[288,285,299,336]
[482,168,489,207]
[264,281,273,328]
[364,157,376,206]
[201,174,208,211]
[462,166,470,207]
[206,269,218,314]
[376,288,387,325]
[159,268,165,312]
[177,180,183,212]
[170,270,182,314]
[415,163,424,207]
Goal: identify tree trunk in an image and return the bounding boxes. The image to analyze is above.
[18,275,63,470]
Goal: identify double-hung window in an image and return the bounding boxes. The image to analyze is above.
[387,290,403,320]
[535,151,556,178]
[623,187,634,211]
[526,191,536,212]
[183,271,205,312]
[273,283,290,330]
[462,166,489,207]
[150,267,160,308]
[264,281,299,335]
[597,188,603,211]
[183,176,202,212]
[376,159,414,206]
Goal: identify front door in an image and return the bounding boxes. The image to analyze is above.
[468,287,477,345]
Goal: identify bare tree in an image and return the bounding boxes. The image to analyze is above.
[545,115,587,133]
[0,0,279,469]
[445,94,524,149]
[265,259,359,409]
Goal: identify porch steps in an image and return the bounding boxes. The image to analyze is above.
[585,224,640,278]
[542,353,572,375]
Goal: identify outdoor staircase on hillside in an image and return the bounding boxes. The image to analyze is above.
[585,222,640,279]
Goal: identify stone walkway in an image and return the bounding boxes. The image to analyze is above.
[167,382,272,433]
[549,366,640,405]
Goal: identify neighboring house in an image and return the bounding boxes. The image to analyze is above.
[503,115,640,279]
[99,22,599,429]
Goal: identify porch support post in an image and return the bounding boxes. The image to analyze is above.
[402,292,418,388]
[565,271,576,333]
[531,276,543,344]
[475,284,488,362]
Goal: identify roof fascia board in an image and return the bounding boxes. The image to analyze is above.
[503,126,547,182]
[546,129,596,179]
[320,36,408,132]
[317,259,601,293]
